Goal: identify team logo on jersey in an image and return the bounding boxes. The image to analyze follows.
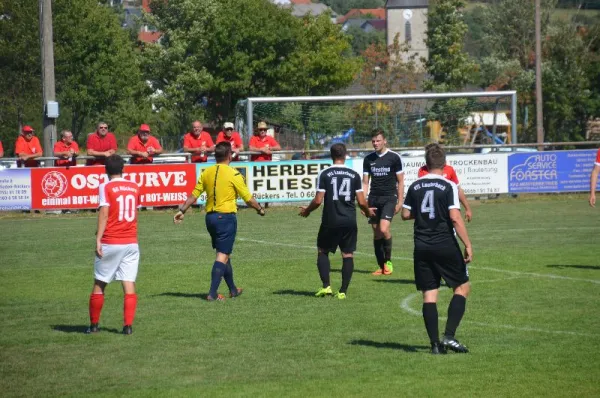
[41,171,68,198]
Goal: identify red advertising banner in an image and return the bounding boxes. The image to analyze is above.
[30,164,196,209]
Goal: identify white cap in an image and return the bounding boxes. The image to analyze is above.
[223,122,234,129]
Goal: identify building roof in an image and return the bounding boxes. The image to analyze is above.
[361,19,386,31]
[385,0,429,8]
[291,3,335,18]
[138,31,161,43]
[342,18,370,28]
[337,8,386,24]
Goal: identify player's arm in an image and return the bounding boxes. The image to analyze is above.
[401,188,414,220]
[174,176,205,223]
[356,191,375,218]
[299,191,324,217]
[450,208,472,263]
[458,186,472,222]
[590,164,600,207]
[395,172,404,214]
[362,174,370,197]
[95,206,109,258]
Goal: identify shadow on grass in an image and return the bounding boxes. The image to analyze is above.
[331,268,374,274]
[51,325,121,334]
[272,289,316,297]
[156,292,207,299]
[349,339,429,353]
[371,279,415,285]
[547,264,600,270]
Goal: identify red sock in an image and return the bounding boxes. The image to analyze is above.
[89,293,104,324]
[123,294,137,326]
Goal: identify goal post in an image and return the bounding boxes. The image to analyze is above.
[235,91,518,152]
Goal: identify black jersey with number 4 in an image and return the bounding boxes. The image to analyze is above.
[317,165,363,228]
[402,174,460,249]
[363,150,403,196]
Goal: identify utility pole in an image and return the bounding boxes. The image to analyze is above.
[39,0,57,159]
[535,0,544,151]
[374,66,381,128]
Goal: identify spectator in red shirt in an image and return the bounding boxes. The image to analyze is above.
[127,124,163,164]
[86,122,118,166]
[0,139,4,158]
[183,120,215,163]
[53,130,80,167]
[15,125,43,167]
[216,122,244,161]
[249,121,281,161]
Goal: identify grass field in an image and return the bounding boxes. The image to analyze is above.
[1,195,599,397]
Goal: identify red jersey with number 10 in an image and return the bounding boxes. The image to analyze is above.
[98,178,141,245]
[417,164,460,185]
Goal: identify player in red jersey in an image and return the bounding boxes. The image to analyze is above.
[417,144,473,222]
[590,148,600,207]
[86,154,142,335]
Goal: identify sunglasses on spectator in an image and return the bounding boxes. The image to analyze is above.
[225,128,233,131]
[258,129,267,132]
[99,126,108,129]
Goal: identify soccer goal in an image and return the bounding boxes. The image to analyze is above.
[234,91,518,152]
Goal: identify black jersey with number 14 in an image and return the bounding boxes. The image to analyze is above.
[316,165,363,228]
[402,174,460,249]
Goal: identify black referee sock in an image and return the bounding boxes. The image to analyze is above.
[223,260,237,294]
[373,239,385,268]
[209,261,226,298]
[383,238,393,263]
[422,302,440,344]
[340,257,354,293]
[444,294,467,339]
[317,252,330,287]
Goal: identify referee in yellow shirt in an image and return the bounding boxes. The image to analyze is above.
[174,142,265,301]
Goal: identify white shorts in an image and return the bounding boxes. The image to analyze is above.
[94,243,139,283]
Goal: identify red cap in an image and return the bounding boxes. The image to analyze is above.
[22,125,34,133]
[139,124,151,132]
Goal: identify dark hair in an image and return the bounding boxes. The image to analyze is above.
[215,142,232,162]
[330,143,347,161]
[425,145,446,170]
[105,154,125,176]
[424,142,441,152]
[371,129,385,139]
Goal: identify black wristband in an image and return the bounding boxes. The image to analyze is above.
[178,206,186,214]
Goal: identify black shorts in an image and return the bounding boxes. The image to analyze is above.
[205,212,237,254]
[317,224,357,254]
[413,244,469,291]
[368,195,398,224]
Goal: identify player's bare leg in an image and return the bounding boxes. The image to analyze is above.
[121,281,136,335]
[442,282,471,353]
[86,280,107,334]
[422,289,445,354]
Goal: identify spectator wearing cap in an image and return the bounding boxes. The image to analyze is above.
[86,122,118,166]
[183,120,215,163]
[216,122,244,161]
[249,121,281,161]
[127,124,163,164]
[54,130,80,167]
[15,125,43,167]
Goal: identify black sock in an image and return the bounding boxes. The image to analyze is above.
[223,259,237,294]
[422,302,439,344]
[317,252,330,287]
[373,239,385,268]
[340,257,354,293]
[209,261,226,298]
[383,238,393,263]
[444,294,467,339]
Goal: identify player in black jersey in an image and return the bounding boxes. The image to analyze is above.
[299,143,374,299]
[401,144,473,355]
[362,129,404,275]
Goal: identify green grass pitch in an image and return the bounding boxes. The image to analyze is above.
[1,195,599,396]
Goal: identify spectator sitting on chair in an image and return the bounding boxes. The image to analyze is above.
[216,122,244,161]
[183,120,215,163]
[15,125,42,168]
[86,122,117,166]
[127,124,163,164]
[54,130,80,167]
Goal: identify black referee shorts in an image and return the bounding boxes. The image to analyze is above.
[317,224,357,254]
[413,244,469,291]
[368,195,398,224]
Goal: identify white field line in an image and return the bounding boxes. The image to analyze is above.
[400,290,598,337]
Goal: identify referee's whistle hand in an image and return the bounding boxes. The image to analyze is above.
[298,207,309,217]
[173,211,184,224]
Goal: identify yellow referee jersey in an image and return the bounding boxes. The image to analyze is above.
[191,164,252,213]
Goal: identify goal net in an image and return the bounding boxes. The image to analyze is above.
[234,92,517,153]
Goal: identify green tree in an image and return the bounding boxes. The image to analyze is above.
[424,0,478,142]
[321,0,385,16]
[345,25,385,56]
